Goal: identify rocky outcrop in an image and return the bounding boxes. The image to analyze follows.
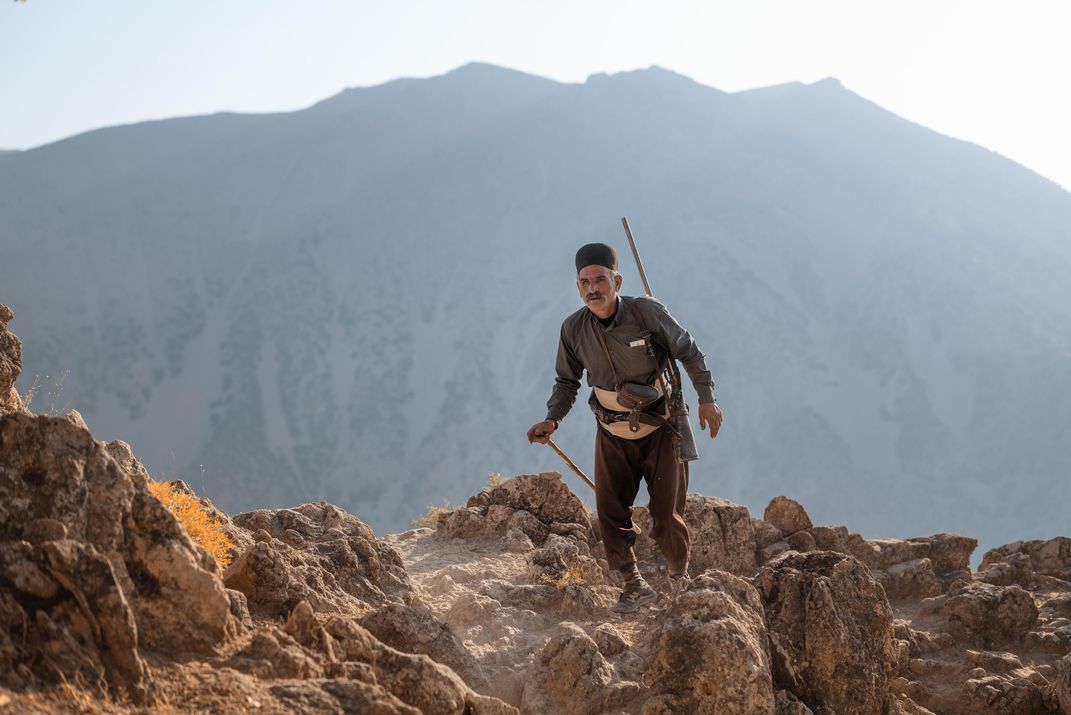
[755,550,898,715]
[0,305,28,417]
[322,613,517,715]
[764,496,813,536]
[224,502,412,618]
[1056,655,1071,714]
[358,602,489,693]
[520,622,639,715]
[640,570,775,714]
[982,538,1071,584]
[0,413,237,702]
[439,472,591,545]
[960,669,1059,715]
[633,493,757,578]
[942,582,1038,646]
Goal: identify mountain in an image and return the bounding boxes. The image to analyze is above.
[1,63,1070,556]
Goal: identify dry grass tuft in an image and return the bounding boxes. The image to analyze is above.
[410,499,452,529]
[147,480,236,568]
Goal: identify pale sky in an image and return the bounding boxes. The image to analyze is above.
[2,1,1069,190]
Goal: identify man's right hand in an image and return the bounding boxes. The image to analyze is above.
[527,420,557,444]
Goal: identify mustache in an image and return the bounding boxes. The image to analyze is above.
[586,293,604,301]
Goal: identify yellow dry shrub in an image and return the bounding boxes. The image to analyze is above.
[147,480,236,568]
[411,499,452,529]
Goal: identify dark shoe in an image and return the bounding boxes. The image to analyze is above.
[611,582,659,613]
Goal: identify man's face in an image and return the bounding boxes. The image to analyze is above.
[576,265,622,318]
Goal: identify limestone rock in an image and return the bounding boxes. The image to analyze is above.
[775,688,815,714]
[962,671,1055,715]
[437,473,590,549]
[876,558,943,601]
[18,538,153,702]
[854,533,977,577]
[1054,655,1070,714]
[983,538,1071,583]
[979,552,1037,589]
[633,493,757,577]
[764,496,813,535]
[227,627,325,679]
[0,413,234,697]
[226,502,411,617]
[942,582,1038,646]
[525,533,602,587]
[965,650,1024,673]
[521,622,640,715]
[888,695,937,714]
[467,472,589,528]
[0,305,29,417]
[787,529,816,553]
[270,679,421,714]
[753,517,785,551]
[359,602,488,693]
[639,570,775,714]
[324,616,517,715]
[755,550,897,715]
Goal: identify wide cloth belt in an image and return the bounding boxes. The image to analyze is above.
[588,385,669,440]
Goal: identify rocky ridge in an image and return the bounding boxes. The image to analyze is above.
[2,305,1070,714]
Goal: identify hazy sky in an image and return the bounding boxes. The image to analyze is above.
[2,1,1069,189]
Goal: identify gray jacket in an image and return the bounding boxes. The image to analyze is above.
[545,295,715,424]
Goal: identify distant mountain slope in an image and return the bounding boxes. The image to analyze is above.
[2,63,1069,554]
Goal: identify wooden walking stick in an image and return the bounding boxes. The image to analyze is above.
[545,438,596,492]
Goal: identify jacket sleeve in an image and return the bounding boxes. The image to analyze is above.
[545,324,584,423]
[647,299,716,403]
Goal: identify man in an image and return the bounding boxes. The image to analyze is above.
[527,242,722,613]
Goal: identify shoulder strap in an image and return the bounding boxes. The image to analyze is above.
[591,317,621,389]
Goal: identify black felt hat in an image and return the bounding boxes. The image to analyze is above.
[575,243,618,274]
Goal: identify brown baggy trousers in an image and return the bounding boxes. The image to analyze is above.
[594,424,690,573]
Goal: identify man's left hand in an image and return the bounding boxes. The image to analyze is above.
[698,402,722,439]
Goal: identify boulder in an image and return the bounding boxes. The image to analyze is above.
[786,530,816,553]
[982,538,1071,583]
[762,496,809,535]
[755,550,897,715]
[633,494,756,576]
[227,627,325,679]
[521,622,640,715]
[875,558,943,601]
[639,570,775,714]
[852,533,977,580]
[358,602,488,693]
[763,496,813,536]
[226,502,411,617]
[0,413,235,701]
[0,538,153,701]
[941,583,1038,647]
[270,680,420,715]
[466,472,589,528]
[753,518,785,551]
[979,552,1036,589]
[0,305,29,417]
[323,616,517,715]
[437,474,590,547]
[525,533,603,586]
[961,671,1055,715]
[1055,655,1070,715]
